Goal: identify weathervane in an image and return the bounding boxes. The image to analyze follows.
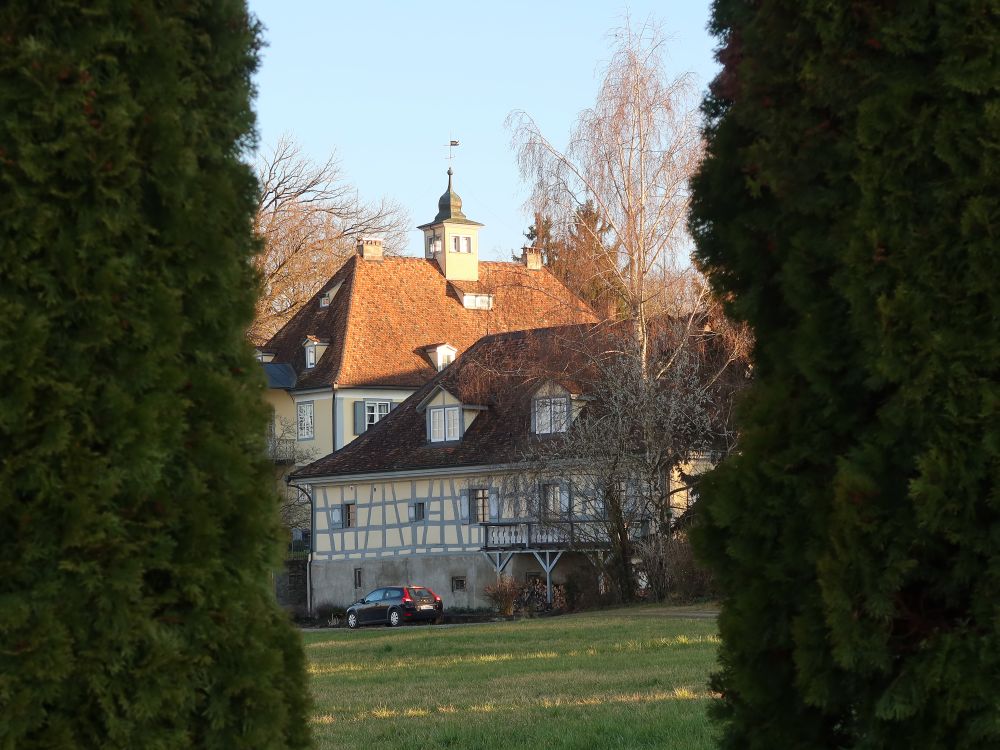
[444,138,460,161]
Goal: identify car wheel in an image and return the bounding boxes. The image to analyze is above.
[347,611,358,629]
[387,608,402,627]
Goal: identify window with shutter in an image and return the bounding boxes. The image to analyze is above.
[471,488,489,523]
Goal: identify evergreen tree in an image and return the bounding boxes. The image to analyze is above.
[0,2,310,747]
[690,2,999,748]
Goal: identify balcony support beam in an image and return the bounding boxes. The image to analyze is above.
[530,550,563,604]
[482,550,515,576]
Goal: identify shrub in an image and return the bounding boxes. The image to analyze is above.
[483,575,520,616]
[636,534,714,603]
[690,2,998,747]
[0,2,309,747]
[314,602,348,627]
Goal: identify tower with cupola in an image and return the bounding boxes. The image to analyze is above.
[417,168,484,282]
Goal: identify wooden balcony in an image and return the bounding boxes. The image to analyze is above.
[481,520,647,551]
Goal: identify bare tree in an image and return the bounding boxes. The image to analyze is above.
[517,322,745,602]
[250,135,409,343]
[267,416,318,536]
[502,21,752,600]
[507,19,705,375]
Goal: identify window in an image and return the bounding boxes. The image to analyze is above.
[409,501,426,522]
[305,345,316,368]
[296,402,314,440]
[353,568,362,589]
[365,400,391,428]
[452,235,471,253]
[343,503,356,528]
[429,406,461,442]
[451,576,466,592]
[470,488,489,523]
[439,351,454,369]
[533,396,568,434]
[542,483,561,517]
[319,292,331,308]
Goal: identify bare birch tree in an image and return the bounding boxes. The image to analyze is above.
[504,21,752,600]
[250,135,409,343]
[507,19,705,375]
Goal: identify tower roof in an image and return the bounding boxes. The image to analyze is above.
[417,168,484,229]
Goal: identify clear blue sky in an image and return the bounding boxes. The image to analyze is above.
[247,1,720,260]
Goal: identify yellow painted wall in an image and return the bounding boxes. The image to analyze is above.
[336,387,416,450]
[423,222,480,282]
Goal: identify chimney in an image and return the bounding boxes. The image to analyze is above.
[357,237,384,262]
[522,246,542,271]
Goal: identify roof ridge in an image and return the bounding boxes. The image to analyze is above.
[328,254,361,386]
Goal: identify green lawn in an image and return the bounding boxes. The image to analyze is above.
[303,605,720,749]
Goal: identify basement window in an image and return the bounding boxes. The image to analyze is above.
[451,576,466,592]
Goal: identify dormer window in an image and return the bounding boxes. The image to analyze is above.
[425,343,457,371]
[428,405,461,442]
[301,336,328,370]
[319,292,331,308]
[462,293,493,310]
[533,396,569,435]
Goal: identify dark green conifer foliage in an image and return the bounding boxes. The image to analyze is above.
[0,2,310,747]
[690,2,998,748]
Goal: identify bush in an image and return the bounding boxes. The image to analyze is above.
[483,576,520,616]
[690,2,998,747]
[0,2,309,747]
[636,534,715,603]
[314,602,348,627]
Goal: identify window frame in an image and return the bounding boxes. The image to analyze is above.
[451,576,467,593]
[532,396,570,435]
[365,399,391,428]
[342,503,356,528]
[470,488,489,523]
[451,235,472,253]
[305,345,316,368]
[428,405,462,443]
[296,401,315,441]
[353,568,363,589]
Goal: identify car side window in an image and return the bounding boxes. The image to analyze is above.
[365,589,383,603]
[384,588,401,600]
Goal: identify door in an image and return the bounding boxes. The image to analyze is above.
[359,589,384,623]
[369,588,394,623]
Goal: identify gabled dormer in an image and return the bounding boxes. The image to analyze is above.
[318,280,343,309]
[416,385,487,444]
[255,348,275,363]
[302,335,329,370]
[530,380,585,435]
[423,343,457,371]
[416,168,484,282]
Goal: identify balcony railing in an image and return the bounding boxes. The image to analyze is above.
[267,438,296,465]
[481,520,649,551]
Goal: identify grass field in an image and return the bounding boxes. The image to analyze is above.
[303,605,720,749]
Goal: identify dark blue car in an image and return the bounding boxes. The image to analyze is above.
[346,586,443,628]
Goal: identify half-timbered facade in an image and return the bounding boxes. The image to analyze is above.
[291,325,705,610]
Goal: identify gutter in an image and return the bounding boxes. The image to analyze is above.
[286,479,315,614]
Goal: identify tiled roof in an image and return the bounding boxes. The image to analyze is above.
[263,255,598,389]
[290,324,606,480]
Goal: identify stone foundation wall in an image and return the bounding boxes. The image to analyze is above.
[309,551,597,611]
